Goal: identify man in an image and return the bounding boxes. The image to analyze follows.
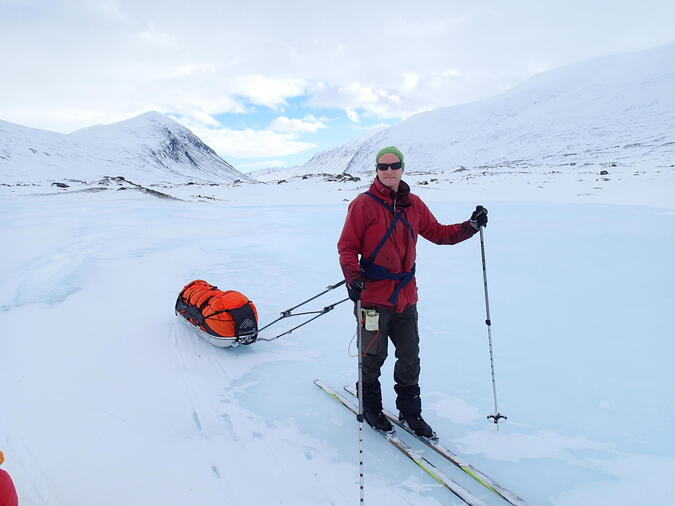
[337,146,488,437]
[0,451,18,506]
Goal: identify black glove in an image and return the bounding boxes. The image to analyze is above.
[470,205,488,229]
[346,278,364,302]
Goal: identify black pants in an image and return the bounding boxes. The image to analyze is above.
[358,304,420,387]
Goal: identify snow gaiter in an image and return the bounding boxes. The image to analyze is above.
[360,379,384,414]
[394,383,422,417]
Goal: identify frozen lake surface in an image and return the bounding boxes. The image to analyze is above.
[1,183,674,505]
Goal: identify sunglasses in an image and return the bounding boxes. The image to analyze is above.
[376,161,404,171]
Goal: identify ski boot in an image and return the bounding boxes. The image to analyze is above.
[395,383,438,440]
[364,410,393,433]
[359,380,394,433]
[399,413,437,440]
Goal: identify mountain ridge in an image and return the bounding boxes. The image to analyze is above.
[0,111,251,185]
[288,42,675,177]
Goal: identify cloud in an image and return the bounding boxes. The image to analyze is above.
[171,111,329,161]
[158,63,222,80]
[268,115,327,133]
[173,115,317,159]
[138,23,176,49]
[345,109,360,122]
[351,122,392,132]
[197,127,317,159]
[402,73,419,92]
[229,75,309,110]
[237,160,291,170]
[1,0,673,151]
[441,69,465,78]
[308,82,405,118]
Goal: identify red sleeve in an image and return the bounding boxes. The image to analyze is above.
[0,470,18,506]
[416,198,477,245]
[337,197,367,283]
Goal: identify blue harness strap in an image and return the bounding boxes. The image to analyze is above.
[360,192,416,305]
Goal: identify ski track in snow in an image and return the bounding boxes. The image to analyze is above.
[171,322,235,499]
[1,183,674,506]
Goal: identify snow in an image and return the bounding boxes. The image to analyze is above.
[1,174,674,505]
[1,42,675,506]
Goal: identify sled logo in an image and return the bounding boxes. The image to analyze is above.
[240,318,255,330]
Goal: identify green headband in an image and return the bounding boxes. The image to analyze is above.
[375,146,405,165]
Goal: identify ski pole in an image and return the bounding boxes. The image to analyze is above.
[355,299,365,504]
[479,227,507,425]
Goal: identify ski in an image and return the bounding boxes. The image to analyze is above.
[343,385,530,506]
[314,380,487,506]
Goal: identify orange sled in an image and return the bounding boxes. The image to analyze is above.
[175,280,258,347]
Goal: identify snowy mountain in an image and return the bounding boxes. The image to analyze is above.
[0,112,252,185]
[249,127,384,182]
[292,43,675,177]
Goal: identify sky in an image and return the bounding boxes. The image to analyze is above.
[1,0,674,171]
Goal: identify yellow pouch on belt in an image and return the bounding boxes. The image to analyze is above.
[362,308,379,331]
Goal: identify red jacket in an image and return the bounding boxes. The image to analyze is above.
[338,177,477,312]
[0,470,18,506]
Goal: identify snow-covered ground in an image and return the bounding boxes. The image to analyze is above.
[1,172,674,505]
